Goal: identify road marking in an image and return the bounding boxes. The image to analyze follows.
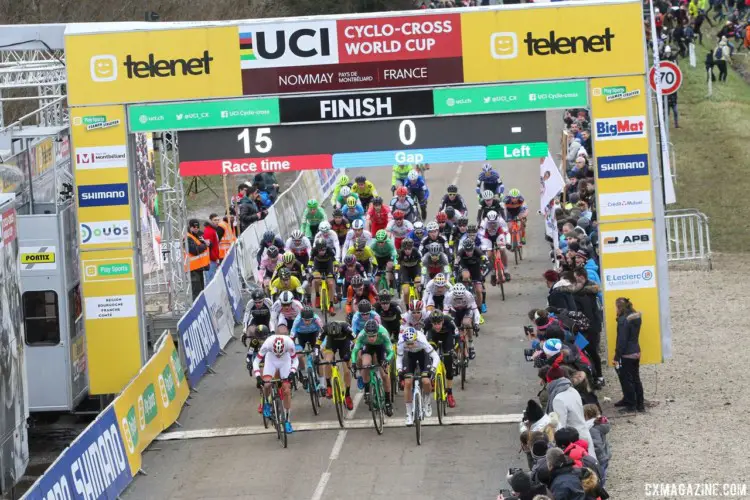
[329,430,347,460]
[311,472,330,500]
[345,391,363,420]
[155,413,523,441]
[450,162,464,187]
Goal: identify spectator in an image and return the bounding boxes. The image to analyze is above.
[185,219,209,300]
[501,470,550,500]
[217,212,236,261]
[231,183,249,215]
[543,270,577,311]
[545,448,586,500]
[714,37,731,81]
[579,130,592,158]
[253,172,280,201]
[569,370,601,411]
[705,45,717,80]
[202,214,222,282]
[572,268,603,386]
[574,249,601,288]
[554,427,601,476]
[545,367,597,460]
[614,297,645,413]
[667,90,680,128]
[584,404,611,487]
[248,184,272,209]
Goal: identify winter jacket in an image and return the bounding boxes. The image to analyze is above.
[586,417,612,464]
[507,484,551,500]
[583,258,601,287]
[547,378,597,461]
[202,223,221,262]
[614,312,642,361]
[549,463,587,500]
[548,279,578,312]
[573,281,602,334]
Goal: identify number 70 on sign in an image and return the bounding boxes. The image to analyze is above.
[648,61,683,95]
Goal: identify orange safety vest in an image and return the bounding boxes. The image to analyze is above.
[185,233,210,271]
[218,221,236,259]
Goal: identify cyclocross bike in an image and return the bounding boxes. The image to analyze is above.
[317,358,347,428]
[412,360,425,445]
[508,217,524,265]
[319,275,332,323]
[491,240,506,301]
[360,363,386,435]
[434,341,449,425]
[301,345,322,416]
[261,378,289,449]
[456,324,471,390]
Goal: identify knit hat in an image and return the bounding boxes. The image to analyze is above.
[531,438,550,460]
[543,270,560,283]
[577,217,591,230]
[545,324,564,341]
[546,366,565,382]
[543,338,562,357]
[575,248,589,259]
[509,471,533,493]
[554,427,580,449]
[546,447,567,470]
[524,399,545,424]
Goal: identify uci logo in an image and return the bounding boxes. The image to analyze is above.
[240,21,339,68]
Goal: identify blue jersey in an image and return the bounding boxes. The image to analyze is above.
[406,230,425,246]
[352,311,381,334]
[342,204,365,222]
[503,195,526,217]
[291,314,323,338]
[477,170,503,194]
[405,176,427,195]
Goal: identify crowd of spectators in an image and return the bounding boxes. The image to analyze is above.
[497,110,645,500]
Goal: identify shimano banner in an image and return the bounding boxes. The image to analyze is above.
[177,293,220,388]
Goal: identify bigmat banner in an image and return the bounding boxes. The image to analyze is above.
[177,293,221,388]
[64,1,645,104]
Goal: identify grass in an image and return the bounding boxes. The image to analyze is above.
[668,35,750,252]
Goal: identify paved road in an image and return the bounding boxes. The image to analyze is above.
[122,111,562,500]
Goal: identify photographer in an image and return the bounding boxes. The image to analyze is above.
[498,470,550,500]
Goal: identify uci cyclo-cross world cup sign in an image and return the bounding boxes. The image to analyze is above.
[64,0,671,394]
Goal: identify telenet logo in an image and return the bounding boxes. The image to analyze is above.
[490,28,616,59]
[90,51,214,82]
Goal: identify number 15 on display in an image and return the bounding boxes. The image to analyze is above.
[238,127,272,154]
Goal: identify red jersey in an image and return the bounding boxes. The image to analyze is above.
[367,205,391,233]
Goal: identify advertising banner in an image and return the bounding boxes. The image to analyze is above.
[204,275,235,348]
[177,293,220,388]
[22,406,132,500]
[112,334,188,476]
[65,26,242,105]
[134,133,163,275]
[220,246,244,324]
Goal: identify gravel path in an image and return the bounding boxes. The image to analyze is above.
[601,254,750,498]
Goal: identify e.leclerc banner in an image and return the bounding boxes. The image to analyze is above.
[220,245,244,324]
[177,292,221,387]
[113,333,189,476]
[22,406,132,500]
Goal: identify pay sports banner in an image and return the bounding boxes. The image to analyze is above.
[177,292,221,387]
[112,333,189,476]
[220,245,244,324]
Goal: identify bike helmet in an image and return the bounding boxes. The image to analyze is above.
[413,221,424,231]
[340,186,351,198]
[372,196,383,206]
[452,283,467,296]
[430,310,443,321]
[462,239,475,251]
[291,229,304,240]
[283,252,295,264]
[426,221,439,232]
[314,240,328,252]
[332,208,344,217]
[327,322,342,337]
[378,289,392,302]
[279,268,291,280]
[393,210,405,220]
[467,223,478,234]
[352,219,365,230]
[411,300,424,311]
[486,210,498,222]
[279,291,294,305]
[351,275,364,286]
[273,337,286,357]
[307,199,319,209]
[482,164,493,173]
[509,188,521,198]
[365,319,379,335]
[447,184,458,194]
[355,175,366,184]
[401,238,414,249]
[428,242,442,256]
[346,196,357,208]
[355,237,367,250]
[375,230,388,242]
[256,324,270,338]
[407,170,419,181]
[358,299,372,314]
[436,212,448,223]
[481,190,495,201]
[433,273,447,287]
[301,306,315,320]
[457,216,469,226]
[252,289,265,301]
[396,186,408,197]
[318,221,331,233]
[267,246,280,258]
[262,231,275,243]
[339,174,350,185]
[403,328,418,343]
[344,254,356,265]
[445,206,456,218]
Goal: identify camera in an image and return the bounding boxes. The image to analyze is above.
[508,467,524,476]
[523,348,535,362]
[498,489,512,498]
[523,325,535,337]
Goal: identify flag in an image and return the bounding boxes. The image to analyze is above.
[539,152,565,214]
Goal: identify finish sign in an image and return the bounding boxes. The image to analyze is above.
[648,61,682,95]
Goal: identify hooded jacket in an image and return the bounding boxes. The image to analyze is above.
[549,462,587,500]
[548,279,578,312]
[615,312,642,360]
[586,417,612,464]
[573,281,602,334]
[546,378,597,460]
[582,258,601,287]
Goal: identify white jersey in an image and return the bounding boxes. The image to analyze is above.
[243,297,274,328]
[423,279,453,307]
[342,229,373,256]
[286,236,311,257]
[443,291,480,324]
[386,219,413,239]
[396,331,440,371]
[314,231,341,260]
[270,299,304,331]
[402,309,427,330]
[478,218,508,250]
[252,335,299,378]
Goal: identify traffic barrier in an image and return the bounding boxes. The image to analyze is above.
[665,208,713,269]
[203,272,235,348]
[177,292,221,388]
[219,245,244,324]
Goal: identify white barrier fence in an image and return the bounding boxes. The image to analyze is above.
[665,208,712,270]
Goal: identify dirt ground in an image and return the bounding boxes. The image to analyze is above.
[603,254,750,497]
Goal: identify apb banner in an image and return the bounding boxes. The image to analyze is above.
[22,406,132,500]
[177,293,220,388]
[220,246,244,324]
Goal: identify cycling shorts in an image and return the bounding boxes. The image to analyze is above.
[450,308,472,328]
[461,264,483,283]
[404,350,432,376]
[375,257,392,272]
[400,264,421,283]
[322,338,352,362]
[313,260,335,277]
[480,234,505,251]
[262,355,294,380]
[430,294,445,310]
[362,343,387,364]
[294,332,319,351]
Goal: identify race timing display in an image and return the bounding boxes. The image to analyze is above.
[178,111,548,176]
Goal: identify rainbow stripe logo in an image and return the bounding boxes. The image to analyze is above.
[239,31,255,62]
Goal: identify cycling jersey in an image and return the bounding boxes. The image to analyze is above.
[406,230,426,247]
[256,237,285,266]
[272,261,305,282]
[243,297,273,328]
[290,314,323,343]
[352,311,382,334]
[404,176,429,203]
[396,331,440,374]
[285,236,311,259]
[438,222,454,241]
[421,253,451,280]
[386,219,413,240]
[319,321,355,344]
[443,290,480,325]
[423,279,452,309]
[269,276,302,296]
[252,335,298,379]
[329,218,350,244]
[345,284,378,314]
[270,299,304,332]
[367,205,391,234]
[476,170,504,195]
[477,199,505,225]
[352,181,377,199]
[334,191,360,208]
[391,164,412,186]
[312,247,336,276]
[258,252,281,281]
[402,310,427,330]
[370,240,397,265]
[457,248,485,282]
[398,247,422,275]
[342,229,373,256]
[329,179,353,206]
[419,234,449,255]
[337,262,366,285]
[341,204,365,223]
[301,207,327,238]
[314,231,341,260]
[439,194,468,213]
[352,327,394,364]
[347,246,375,267]
[389,196,417,219]
[503,195,527,218]
[424,318,457,381]
[374,301,403,339]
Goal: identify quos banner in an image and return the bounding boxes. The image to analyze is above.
[23,334,186,499]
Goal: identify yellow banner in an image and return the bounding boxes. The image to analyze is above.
[113,333,189,476]
[460,2,645,84]
[65,26,242,106]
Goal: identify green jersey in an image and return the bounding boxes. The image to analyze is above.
[335,191,360,207]
[369,240,397,262]
[329,180,352,206]
[301,207,327,238]
[391,164,412,186]
[352,327,394,364]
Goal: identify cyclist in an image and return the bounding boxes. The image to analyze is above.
[475,163,504,200]
[345,276,378,315]
[352,319,394,416]
[243,289,273,338]
[347,237,375,275]
[444,206,459,227]
[477,189,506,226]
[504,188,528,245]
[458,223,483,258]
[402,300,427,330]
[386,210,414,251]
[273,251,305,284]
[253,334,298,434]
[318,321,356,409]
[291,306,325,393]
[329,174,351,207]
[371,230,397,289]
[423,310,457,409]
[406,221,426,248]
[390,186,419,223]
[341,196,365,223]
[442,283,480,360]
[342,219,372,257]
[270,290,303,336]
[352,299,382,334]
[366,196,391,235]
[258,245,281,288]
[352,175,378,211]
[285,230,312,268]
[397,239,422,306]
[373,289,403,343]
[438,185,468,217]
[456,239,487,313]
[449,216,469,259]
[436,211,454,246]
[313,221,342,261]
[397,326,440,426]
[301,199,327,239]
[311,240,337,316]
[338,254,366,292]
[332,185,360,209]
[329,209,350,246]
[420,221,449,255]
[421,243,452,283]
[424,273,452,312]
[391,163,412,193]
[478,210,511,285]
[256,231,285,269]
[404,169,429,221]
[243,323,271,405]
[269,268,303,302]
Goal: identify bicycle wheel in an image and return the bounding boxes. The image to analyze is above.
[436,373,445,425]
[273,394,282,441]
[321,286,329,324]
[414,393,422,445]
[333,376,345,428]
[260,391,269,429]
[371,378,384,435]
[459,343,467,391]
[518,244,524,262]
[308,367,319,416]
[513,242,519,266]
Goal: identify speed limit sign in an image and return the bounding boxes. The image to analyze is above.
[649,61,683,95]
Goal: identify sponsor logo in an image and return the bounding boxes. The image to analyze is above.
[604,265,656,291]
[597,153,649,178]
[606,89,641,101]
[75,146,127,170]
[140,384,159,426]
[80,220,131,245]
[601,228,654,253]
[491,32,518,59]
[524,28,615,56]
[78,183,130,207]
[122,51,213,79]
[20,246,57,270]
[602,86,626,95]
[21,252,55,263]
[238,21,339,69]
[72,115,107,126]
[594,115,646,141]
[598,191,653,217]
[90,55,117,82]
